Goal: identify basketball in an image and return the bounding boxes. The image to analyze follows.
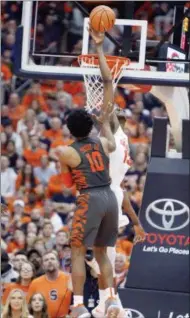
[89,5,116,32]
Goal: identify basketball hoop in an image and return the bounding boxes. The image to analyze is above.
[78,54,130,111]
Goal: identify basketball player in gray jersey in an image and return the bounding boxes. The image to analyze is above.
[54,29,121,318]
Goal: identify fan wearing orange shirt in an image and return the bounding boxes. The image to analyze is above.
[1,62,12,82]
[2,261,35,305]
[23,135,47,167]
[43,117,63,142]
[27,251,72,318]
[7,93,26,130]
[22,82,49,112]
[47,161,76,199]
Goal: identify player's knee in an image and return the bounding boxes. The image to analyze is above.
[71,245,86,261]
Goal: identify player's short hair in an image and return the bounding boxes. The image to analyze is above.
[66,109,93,138]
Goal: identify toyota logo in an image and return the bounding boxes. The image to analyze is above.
[146,199,189,231]
[124,308,145,318]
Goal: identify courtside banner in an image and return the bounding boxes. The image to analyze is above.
[119,288,190,318]
[126,157,190,293]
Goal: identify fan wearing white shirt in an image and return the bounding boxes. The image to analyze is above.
[1,156,17,198]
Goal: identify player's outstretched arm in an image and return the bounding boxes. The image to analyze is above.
[89,26,114,111]
[89,25,120,134]
[122,190,146,244]
[98,103,116,153]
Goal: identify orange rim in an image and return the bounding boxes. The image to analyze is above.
[78,54,130,70]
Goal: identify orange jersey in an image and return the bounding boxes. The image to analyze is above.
[1,63,12,81]
[43,129,63,141]
[47,172,74,197]
[23,148,47,167]
[27,272,72,318]
[22,93,49,112]
[2,283,30,305]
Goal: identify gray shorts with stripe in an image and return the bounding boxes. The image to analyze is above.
[71,186,118,247]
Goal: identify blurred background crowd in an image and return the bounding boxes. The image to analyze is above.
[1,1,179,317]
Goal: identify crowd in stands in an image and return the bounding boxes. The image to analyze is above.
[1,1,177,317]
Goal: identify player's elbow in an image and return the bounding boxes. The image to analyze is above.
[108,141,116,152]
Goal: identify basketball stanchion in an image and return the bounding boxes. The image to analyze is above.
[119,118,190,318]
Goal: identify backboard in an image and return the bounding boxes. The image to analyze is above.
[14,1,190,87]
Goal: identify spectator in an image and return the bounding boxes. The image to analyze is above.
[6,230,26,254]
[47,161,76,203]
[43,200,63,233]
[67,7,84,52]
[1,250,19,284]
[1,131,8,155]
[3,119,23,155]
[2,261,35,304]
[27,249,45,278]
[23,135,47,167]
[26,222,38,236]
[26,232,37,251]
[42,220,55,251]
[7,93,26,129]
[27,252,72,318]
[22,82,49,113]
[34,155,57,186]
[16,163,40,194]
[154,2,174,38]
[11,251,28,272]
[43,117,63,141]
[11,199,30,229]
[5,140,19,169]
[17,109,39,139]
[1,105,10,127]
[1,156,17,199]
[33,238,46,256]
[1,289,32,318]
[115,253,129,289]
[28,293,49,318]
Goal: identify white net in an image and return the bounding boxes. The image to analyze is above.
[78,55,129,112]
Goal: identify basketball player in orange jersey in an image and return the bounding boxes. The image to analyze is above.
[86,27,146,318]
[54,32,122,318]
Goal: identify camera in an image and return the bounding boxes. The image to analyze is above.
[85,249,94,262]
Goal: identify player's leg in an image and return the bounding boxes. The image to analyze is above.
[94,188,121,317]
[92,189,128,317]
[71,190,112,317]
[70,193,91,317]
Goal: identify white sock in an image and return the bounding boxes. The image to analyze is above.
[98,289,106,308]
[105,287,115,300]
[73,295,83,306]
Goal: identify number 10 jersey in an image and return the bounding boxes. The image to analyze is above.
[70,137,111,191]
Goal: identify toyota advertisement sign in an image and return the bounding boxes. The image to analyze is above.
[126,157,190,293]
[119,288,190,318]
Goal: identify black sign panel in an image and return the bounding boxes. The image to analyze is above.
[127,157,190,293]
[119,288,190,318]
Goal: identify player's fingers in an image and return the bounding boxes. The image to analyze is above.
[91,114,100,123]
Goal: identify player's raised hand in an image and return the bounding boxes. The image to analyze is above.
[88,23,105,45]
[92,101,114,124]
[133,224,146,245]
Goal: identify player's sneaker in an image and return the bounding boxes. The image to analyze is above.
[70,304,91,318]
[105,298,120,318]
[92,304,105,318]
